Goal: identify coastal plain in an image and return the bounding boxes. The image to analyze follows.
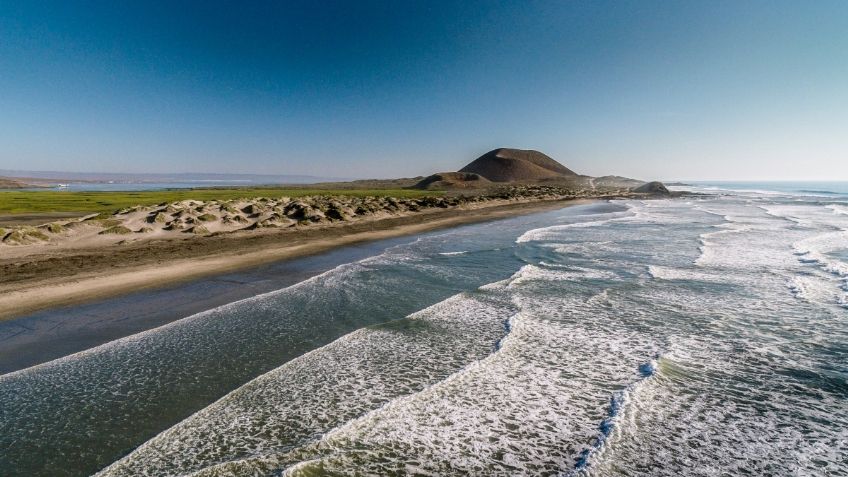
[0,187,630,321]
[0,150,667,322]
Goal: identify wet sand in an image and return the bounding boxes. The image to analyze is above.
[0,236,414,374]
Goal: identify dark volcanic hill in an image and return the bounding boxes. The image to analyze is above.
[632,181,670,194]
[459,148,577,182]
[413,172,491,190]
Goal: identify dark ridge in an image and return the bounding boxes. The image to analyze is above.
[413,172,491,190]
[632,181,670,195]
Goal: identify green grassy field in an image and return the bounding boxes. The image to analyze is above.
[0,188,439,215]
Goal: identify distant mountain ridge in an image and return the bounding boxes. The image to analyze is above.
[0,177,30,189]
[0,170,348,185]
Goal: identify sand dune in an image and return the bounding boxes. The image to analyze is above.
[1,194,463,248]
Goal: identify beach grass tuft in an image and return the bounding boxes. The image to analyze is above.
[99,225,133,235]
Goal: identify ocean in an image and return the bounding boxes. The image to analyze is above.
[1,183,846,476]
[4,182,269,192]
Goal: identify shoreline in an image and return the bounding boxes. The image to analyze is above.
[0,197,598,322]
[0,235,419,374]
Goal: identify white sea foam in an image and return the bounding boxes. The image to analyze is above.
[793,230,848,277]
[551,241,614,256]
[691,204,731,219]
[270,291,661,476]
[758,205,806,225]
[97,290,518,477]
[788,274,848,309]
[826,203,848,216]
[516,219,620,242]
[647,265,718,282]
[567,356,661,475]
[48,191,848,476]
[508,264,618,287]
[518,200,708,245]
[516,204,636,243]
[159,194,848,475]
[788,275,811,300]
[694,223,750,267]
[792,230,848,308]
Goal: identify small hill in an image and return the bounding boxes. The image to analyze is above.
[413,172,491,190]
[459,148,577,182]
[0,177,30,189]
[633,181,670,194]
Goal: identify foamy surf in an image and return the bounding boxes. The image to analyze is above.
[567,356,661,476]
[515,203,635,243]
[826,204,848,216]
[97,290,519,476]
[5,192,848,476]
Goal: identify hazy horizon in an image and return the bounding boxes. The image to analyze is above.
[2,1,846,181]
[4,166,848,185]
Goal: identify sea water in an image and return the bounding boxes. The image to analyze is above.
[1,184,846,476]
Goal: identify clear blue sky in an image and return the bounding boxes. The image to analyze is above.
[1,1,846,180]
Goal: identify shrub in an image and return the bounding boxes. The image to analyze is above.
[99,225,133,235]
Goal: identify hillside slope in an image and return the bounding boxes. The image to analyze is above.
[459,148,577,182]
[0,177,30,189]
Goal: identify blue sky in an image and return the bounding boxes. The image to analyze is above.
[1,1,846,180]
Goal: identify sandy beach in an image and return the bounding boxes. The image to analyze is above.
[0,197,597,322]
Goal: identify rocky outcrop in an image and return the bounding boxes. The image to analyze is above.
[632,181,670,195]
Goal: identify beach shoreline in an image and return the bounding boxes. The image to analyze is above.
[0,197,598,322]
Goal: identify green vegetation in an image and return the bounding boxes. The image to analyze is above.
[186,225,210,235]
[23,227,49,241]
[2,230,25,243]
[86,218,122,227]
[2,227,50,243]
[0,188,439,215]
[99,225,133,235]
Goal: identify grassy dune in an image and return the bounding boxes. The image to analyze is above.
[0,188,439,215]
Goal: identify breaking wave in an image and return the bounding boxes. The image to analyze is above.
[6,191,848,476]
